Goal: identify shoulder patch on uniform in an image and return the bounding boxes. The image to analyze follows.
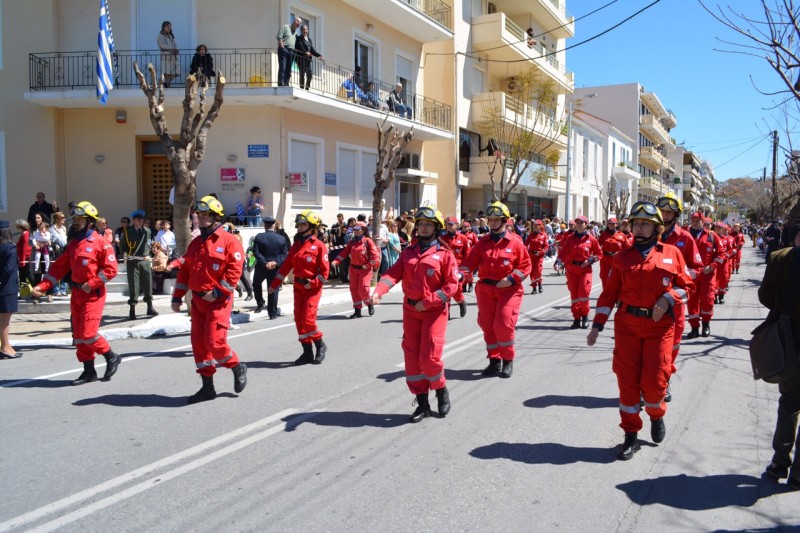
[663,258,673,264]
[216,247,224,253]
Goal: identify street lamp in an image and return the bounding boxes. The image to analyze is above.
[565,93,596,222]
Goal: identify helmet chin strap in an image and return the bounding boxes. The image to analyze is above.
[634,234,657,245]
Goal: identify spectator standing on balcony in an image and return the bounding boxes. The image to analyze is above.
[189,44,215,87]
[294,25,323,91]
[276,17,302,87]
[157,21,180,88]
[389,83,413,119]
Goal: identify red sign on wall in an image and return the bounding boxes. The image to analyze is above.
[221,168,246,181]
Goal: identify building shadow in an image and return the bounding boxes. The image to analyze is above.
[524,395,618,409]
[282,410,407,431]
[470,442,616,465]
[72,392,237,407]
[616,473,789,510]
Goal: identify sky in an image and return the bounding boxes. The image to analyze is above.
[567,0,794,183]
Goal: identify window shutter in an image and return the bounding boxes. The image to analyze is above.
[338,148,356,207]
[360,152,378,207]
[291,140,317,204]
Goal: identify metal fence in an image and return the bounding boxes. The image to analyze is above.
[29,49,451,131]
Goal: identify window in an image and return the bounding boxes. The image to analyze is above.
[360,152,378,205]
[396,54,413,97]
[337,144,377,208]
[611,141,616,166]
[338,148,357,206]
[0,2,3,71]
[0,132,6,212]
[354,36,376,85]
[581,138,589,179]
[135,0,193,50]
[459,129,481,172]
[290,137,321,205]
[471,65,484,98]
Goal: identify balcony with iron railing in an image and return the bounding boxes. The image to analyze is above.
[639,145,670,172]
[493,0,574,36]
[639,114,671,146]
[26,49,452,139]
[471,91,567,148]
[471,12,574,91]
[340,0,452,42]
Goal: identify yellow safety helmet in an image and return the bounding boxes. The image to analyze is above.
[195,195,225,217]
[295,209,321,227]
[414,205,445,229]
[486,201,511,219]
[70,200,99,221]
[656,191,683,213]
[629,201,664,225]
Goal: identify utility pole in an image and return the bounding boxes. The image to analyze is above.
[771,130,778,220]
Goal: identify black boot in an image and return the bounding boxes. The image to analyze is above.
[580,316,589,329]
[482,358,502,376]
[349,308,362,319]
[570,319,581,329]
[467,282,473,293]
[102,350,121,381]
[232,362,248,393]
[409,393,432,423]
[458,301,467,318]
[72,360,98,386]
[686,327,700,339]
[499,359,513,378]
[367,304,375,316]
[244,292,254,302]
[435,387,451,417]
[295,343,314,365]
[146,303,159,316]
[718,295,725,304]
[664,382,672,403]
[188,375,216,404]
[531,285,537,294]
[651,418,666,443]
[313,338,327,364]
[701,322,710,337]
[538,283,543,293]
[129,304,136,320]
[617,432,640,461]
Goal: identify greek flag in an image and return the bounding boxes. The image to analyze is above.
[236,202,246,222]
[96,0,115,104]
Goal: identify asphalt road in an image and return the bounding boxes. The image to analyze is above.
[1,247,798,532]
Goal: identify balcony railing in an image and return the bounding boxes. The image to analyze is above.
[547,0,573,21]
[28,49,451,130]
[406,0,452,29]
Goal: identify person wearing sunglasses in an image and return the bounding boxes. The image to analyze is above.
[459,201,531,378]
[597,217,631,287]
[686,211,724,338]
[168,195,248,404]
[269,209,330,366]
[587,201,694,461]
[31,201,122,385]
[371,206,459,422]
[555,215,602,329]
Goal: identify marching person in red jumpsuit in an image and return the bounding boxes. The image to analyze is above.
[656,192,703,403]
[714,222,732,305]
[597,217,630,286]
[619,219,634,245]
[459,201,531,378]
[555,215,602,329]
[440,216,469,317]
[460,221,478,293]
[524,219,548,294]
[331,221,379,319]
[587,202,694,461]
[371,206,459,423]
[33,201,121,386]
[687,212,723,337]
[730,222,745,274]
[270,209,330,365]
[169,196,248,404]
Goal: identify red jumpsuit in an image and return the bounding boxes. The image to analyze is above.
[688,228,723,328]
[440,231,469,304]
[524,231,548,287]
[36,231,118,362]
[557,232,603,319]
[598,229,630,285]
[592,242,694,433]
[730,230,745,271]
[460,230,478,288]
[661,225,703,369]
[715,234,732,298]
[460,232,532,362]
[333,237,380,309]
[374,241,459,394]
[172,227,244,377]
[271,234,330,344]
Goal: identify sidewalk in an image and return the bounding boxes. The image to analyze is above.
[10,280,363,348]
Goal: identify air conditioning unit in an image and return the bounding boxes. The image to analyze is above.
[506,77,521,93]
[399,153,421,169]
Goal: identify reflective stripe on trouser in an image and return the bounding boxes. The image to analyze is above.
[294,284,323,344]
[349,265,372,309]
[190,292,240,377]
[70,285,111,362]
[530,256,544,285]
[670,300,686,374]
[612,312,674,433]
[401,304,448,395]
[475,282,523,361]
[688,271,716,328]
[566,266,592,319]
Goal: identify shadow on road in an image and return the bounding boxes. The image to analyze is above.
[0,378,73,388]
[524,394,617,409]
[616,473,790,510]
[245,360,297,369]
[470,442,616,465]
[72,392,235,407]
[283,410,407,430]
[376,368,484,383]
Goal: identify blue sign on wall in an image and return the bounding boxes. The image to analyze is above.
[248,144,269,158]
[325,172,336,186]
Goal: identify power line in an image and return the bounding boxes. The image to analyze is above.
[714,136,770,170]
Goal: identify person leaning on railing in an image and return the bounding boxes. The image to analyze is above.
[189,44,215,87]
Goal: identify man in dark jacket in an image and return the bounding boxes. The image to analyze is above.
[294,24,323,90]
[760,223,800,490]
[764,220,783,262]
[27,192,58,227]
[252,217,289,318]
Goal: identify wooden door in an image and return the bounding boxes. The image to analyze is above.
[143,155,173,222]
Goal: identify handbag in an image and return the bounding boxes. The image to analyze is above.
[749,248,800,383]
